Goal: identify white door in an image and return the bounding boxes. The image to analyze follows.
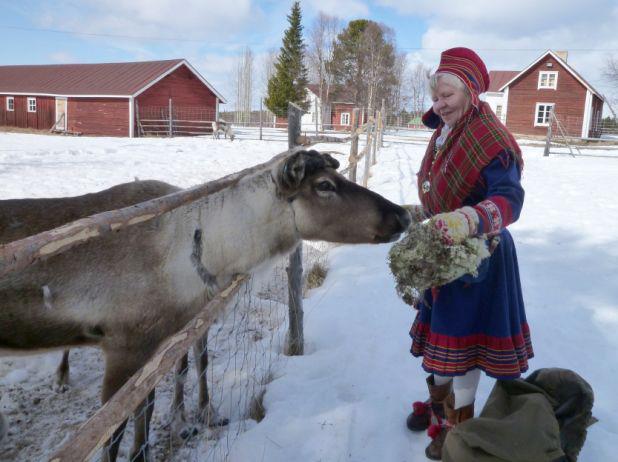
[55,97,67,131]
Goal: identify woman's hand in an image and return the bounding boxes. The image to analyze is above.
[430,206,479,245]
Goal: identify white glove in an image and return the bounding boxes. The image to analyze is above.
[430,206,479,245]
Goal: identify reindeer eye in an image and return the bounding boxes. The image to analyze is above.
[315,180,336,192]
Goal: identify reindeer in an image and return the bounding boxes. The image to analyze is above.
[0,179,225,435]
[0,179,180,391]
[0,150,410,461]
[211,120,235,141]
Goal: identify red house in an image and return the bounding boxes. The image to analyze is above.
[498,50,604,138]
[305,84,359,131]
[0,59,226,137]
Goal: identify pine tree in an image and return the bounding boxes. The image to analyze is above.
[265,2,309,115]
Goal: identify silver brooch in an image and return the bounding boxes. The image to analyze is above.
[421,180,431,194]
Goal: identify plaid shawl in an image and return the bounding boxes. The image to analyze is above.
[418,102,523,214]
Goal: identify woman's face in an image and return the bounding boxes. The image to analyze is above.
[431,79,470,126]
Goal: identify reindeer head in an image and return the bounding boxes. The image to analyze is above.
[277,150,410,244]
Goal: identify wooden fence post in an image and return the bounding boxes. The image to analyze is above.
[348,108,360,183]
[363,118,374,187]
[372,111,379,165]
[286,102,304,356]
[315,96,319,136]
[168,98,173,138]
[135,100,141,138]
[380,99,386,148]
[259,98,263,141]
[544,109,554,157]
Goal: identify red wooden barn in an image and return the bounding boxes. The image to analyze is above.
[498,50,604,138]
[0,59,226,137]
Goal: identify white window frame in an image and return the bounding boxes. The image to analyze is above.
[27,97,37,113]
[534,102,555,127]
[6,96,14,111]
[538,71,558,90]
[340,112,350,126]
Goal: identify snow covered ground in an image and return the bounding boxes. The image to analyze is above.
[1,130,617,461]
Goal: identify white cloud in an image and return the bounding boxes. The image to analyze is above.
[48,51,77,63]
[379,0,618,100]
[303,0,370,19]
[36,0,265,45]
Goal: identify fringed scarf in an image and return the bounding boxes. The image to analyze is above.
[418,102,523,215]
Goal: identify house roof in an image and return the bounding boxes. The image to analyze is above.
[498,50,603,99]
[487,71,519,92]
[0,59,226,102]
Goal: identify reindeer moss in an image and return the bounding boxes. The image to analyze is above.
[388,222,490,305]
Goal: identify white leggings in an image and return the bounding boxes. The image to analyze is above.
[434,369,481,409]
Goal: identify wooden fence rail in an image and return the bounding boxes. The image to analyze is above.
[0,152,293,279]
[48,275,248,462]
[2,102,386,461]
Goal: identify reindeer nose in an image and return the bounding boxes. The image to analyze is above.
[397,207,412,231]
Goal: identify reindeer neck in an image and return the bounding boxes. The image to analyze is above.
[170,168,299,279]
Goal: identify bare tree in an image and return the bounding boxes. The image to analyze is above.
[603,55,618,86]
[389,52,408,122]
[408,62,431,118]
[307,12,341,129]
[234,46,253,125]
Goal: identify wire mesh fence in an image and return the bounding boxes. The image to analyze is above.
[0,103,385,462]
[93,248,327,462]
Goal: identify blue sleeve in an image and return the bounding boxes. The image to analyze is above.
[473,151,525,234]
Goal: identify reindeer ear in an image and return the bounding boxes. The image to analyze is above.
[281,151,307,190]
[280,150,339,192]
[322,153,340,170]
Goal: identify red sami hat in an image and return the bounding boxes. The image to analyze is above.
[422,47,490,129]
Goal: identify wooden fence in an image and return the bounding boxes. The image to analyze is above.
[1,102,384,461]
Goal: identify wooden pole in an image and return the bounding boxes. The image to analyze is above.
[544,109,554,157]
[371,112,379,165]
[315,95,319,136]
[135,100,141,138]
[168,98,173,138]
[363,118,374,187]
[259,98,263,141]
[380,98,386,148]
[286,102,304,356]
[348,108,360,183]
[48,275,247,462]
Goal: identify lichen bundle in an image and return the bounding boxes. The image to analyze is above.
[388,222,490,305]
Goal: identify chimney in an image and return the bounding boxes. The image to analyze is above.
[554,50,568,62]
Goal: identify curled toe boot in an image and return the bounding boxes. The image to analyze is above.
[425,393,474,461]
[406,375,451,432]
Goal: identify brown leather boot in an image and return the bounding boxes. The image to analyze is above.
[406,375,451,432]
[425,393,474,460]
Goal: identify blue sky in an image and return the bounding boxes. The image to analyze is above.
[1,0,617,111]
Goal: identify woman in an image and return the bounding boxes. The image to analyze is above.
[404,47,533,460]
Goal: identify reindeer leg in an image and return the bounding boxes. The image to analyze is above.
[101,349,151,462]
[53,349,70,392]
[130,389,155,462]
[194,331,228,427]
[170,354,198,440]
[0,410,7,443]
